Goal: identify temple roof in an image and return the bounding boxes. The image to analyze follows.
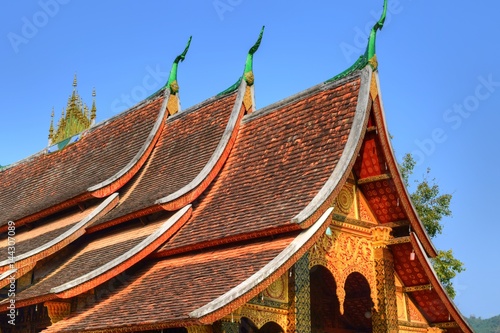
[44,234,297,332]
[0,4,473,332]
[5,206,190,308]
[160,71,368,255]
[89,87,244,231]
[0,197,116,275]
[0,92,166,230]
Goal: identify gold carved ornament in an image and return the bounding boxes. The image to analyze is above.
[308,228,379,314]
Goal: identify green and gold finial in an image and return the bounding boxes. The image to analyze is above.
[365,0,388,68]
[166,36,192,95]
[244,26,265,85]
[217,26,265,96]
[327,0,387,82]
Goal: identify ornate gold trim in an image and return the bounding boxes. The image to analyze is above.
[403,284,432,293]
[239,302,288,330]
[389,236,411,245]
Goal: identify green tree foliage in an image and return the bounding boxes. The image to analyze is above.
[467,315,500,333]
[399,153,465,298]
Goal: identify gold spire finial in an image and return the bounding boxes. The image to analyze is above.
[48,75,95,146]
[90,87,96,122]
[48,108,55,141]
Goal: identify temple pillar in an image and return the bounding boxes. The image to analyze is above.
[371,226,398,333]
[293,253,311,333]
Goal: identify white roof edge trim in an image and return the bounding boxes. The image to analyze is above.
[189,206,333,319]
[0,193,119,267]
[373,73,437,255]
[87,89,170,192]
[50,204,191,294]
[155,80,247,205]
[291,66,373,224]
[0,269,17,281]
[411,233,471,328]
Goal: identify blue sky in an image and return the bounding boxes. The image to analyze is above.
[1,1,499,319]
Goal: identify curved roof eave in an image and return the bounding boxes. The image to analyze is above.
[156,79,247,210]
[369,73,437,257]
[0,194,119,271]
[291,66,373,228]
[411,233,473,333]
[189,207,333,323]
[87,88,171,198]
[51,205,192,298]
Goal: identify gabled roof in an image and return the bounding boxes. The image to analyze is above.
[43,207,334,333]
[159,69,372,255]
[3,206,190,309]
[89,83,246,232]
[0,91,168,230]
[0,195,118,275]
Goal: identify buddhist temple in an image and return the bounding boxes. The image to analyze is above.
[0,2,473,332]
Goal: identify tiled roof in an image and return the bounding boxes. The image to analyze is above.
[4,206,190,308]
[390,235,472,333]
[0,93,165,228]
[0,195,118,276]
[91,91,240,230]
[161,75,363,253]
[43,234,297,333]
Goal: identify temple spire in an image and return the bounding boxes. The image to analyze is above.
[48,108,55,145]
[91,88,97,124]
[48,76,97,146]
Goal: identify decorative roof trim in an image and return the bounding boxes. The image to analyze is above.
[0,269,17,288]
[0,264,35,289]
[166,36,192,94]
[51,205,192,297]
[0,192,93,233]
[156,80,247,209]
[87,89,170,197]
[244,71,363,123]
[217,27,265,96]
[369,72,437,257]
[0,194,119,269]
[410,233,473,333]
[189,207,333,320]
[291,66,372,225]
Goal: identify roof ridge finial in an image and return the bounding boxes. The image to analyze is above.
[244,26,265,85]
[365,0,388,67]
[166,36,192,95]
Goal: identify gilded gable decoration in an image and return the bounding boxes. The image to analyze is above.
[48,75,96,147]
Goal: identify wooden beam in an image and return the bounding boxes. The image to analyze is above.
[357,173,392,184]
[388,236,410,245]
[384,220,410,228]
[403,284,432,293]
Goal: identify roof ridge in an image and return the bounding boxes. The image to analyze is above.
[0,91,167,172]
[243,69,364,124]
